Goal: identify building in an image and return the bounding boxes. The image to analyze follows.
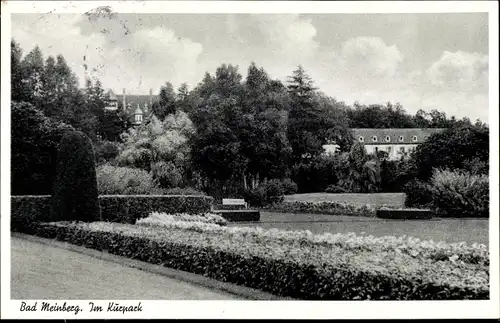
[104,88,157,126]
[352,128,445,160]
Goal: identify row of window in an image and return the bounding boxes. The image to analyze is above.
[358,135,418,143]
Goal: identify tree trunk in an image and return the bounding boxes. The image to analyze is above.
[243,173,248,190]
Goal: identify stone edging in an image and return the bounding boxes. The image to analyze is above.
[12,232,292,301]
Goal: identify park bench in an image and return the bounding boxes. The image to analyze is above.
[212,198,260,222]
[222,198,248,209]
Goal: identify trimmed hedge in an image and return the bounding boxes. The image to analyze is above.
[212,210,261,222]
[262,201,376,217]
[376,209,434,220]
[32,221,489,300]
[11,195,214,231]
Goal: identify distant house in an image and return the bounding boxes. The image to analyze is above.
[352,128,446,160]
[104,88,158,126]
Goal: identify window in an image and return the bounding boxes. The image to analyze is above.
[385,136,391,142]
[412,135,418,142]
[372,136,378,142]
[399,136,404,142]
[358,136,364,142]
[375,147,379,153]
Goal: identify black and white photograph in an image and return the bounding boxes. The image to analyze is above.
[1,1,499,320]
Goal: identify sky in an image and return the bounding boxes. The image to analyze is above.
[11,12,490,122]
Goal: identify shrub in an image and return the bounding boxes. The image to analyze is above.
[33,221,489,300]
[94,140,120,165]
[151,161,183,188]
[96,164,164,195]
[262,201,376,217]
[403,179,434,208]
[325,185,347,193]
[50,131,101,222]
[428,169,489,218]
[281,178,298,195]
[244,179,298,207]
[11,195,214,229]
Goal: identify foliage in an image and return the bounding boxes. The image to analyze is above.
[336,143,382,193]
[412,123,489,180]
[428,169,489,218]
[164,187,206,196]
[325,185,347,193]
[152,82,177,120]
[96,164,164,195]
[94,140,120,165]
[11,101,75,195]
[403,179,434,208]
[50,131,101,222]
[243,178,298,207]
[33,221,488,300]
[137,211,228,226]
[117,111,195,187]
[262,201,376,217]
[11,195,214,228]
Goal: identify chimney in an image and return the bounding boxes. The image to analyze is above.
[122,88,126,112]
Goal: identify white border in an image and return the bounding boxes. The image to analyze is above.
[1,1,499,320]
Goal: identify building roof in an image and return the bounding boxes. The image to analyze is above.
[116,94,157,109]
[352,128,446,145]
[106,89,117,101]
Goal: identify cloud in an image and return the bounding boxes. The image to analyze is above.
[426,51,488,92]
[339,36,404,78]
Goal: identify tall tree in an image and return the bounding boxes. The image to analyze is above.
[152,82,176,120]
[11,40,26,102]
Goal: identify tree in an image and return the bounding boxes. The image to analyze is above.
[152,82,177,120]
[287,65,325,161]
[51,131,101,222]
[20,45,45,106]
[336,143,382,193]
[11,40,26,102]
[412,123,489,180]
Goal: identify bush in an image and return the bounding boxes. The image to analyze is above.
[50,131,101,222]
[96,165,164,195]
[325,185,347,193]
[11,195,215,229]
[428,169,489,218]
[244,179,298,207]
[151,161,183,188]
[281,178,298,195]
[32,221,489,300]
[94,140,120,165]
[262,201,376,217]
[403,179,434,208]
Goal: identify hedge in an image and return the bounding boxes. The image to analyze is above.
[376,209,434,220]
[261,201,376,217]
[11,195,214,232]
[31,221,488,300]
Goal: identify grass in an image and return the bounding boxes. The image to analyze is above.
[229,212,489,245]
[285,193,406,208]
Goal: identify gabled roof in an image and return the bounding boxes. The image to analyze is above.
[106,89,117,101]
[352,128,446,145]
[116,94,157,108]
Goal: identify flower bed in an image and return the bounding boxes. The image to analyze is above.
[137,212,228,226]
[32,221,489,300]
[261,201,376,217]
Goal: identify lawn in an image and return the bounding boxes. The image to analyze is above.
[285,193,406,208]
[229,212,489,245]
